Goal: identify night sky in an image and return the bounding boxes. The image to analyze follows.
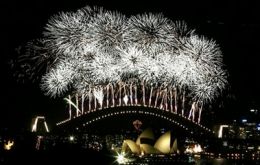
[1,0,260,130]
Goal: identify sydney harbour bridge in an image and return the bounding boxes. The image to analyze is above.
[16,5,227,144]
[55,92,216,142]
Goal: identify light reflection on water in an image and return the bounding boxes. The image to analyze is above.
[195,158,259,165]
[196,158,231,165]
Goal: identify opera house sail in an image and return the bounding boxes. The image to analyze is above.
[122,128,178,155]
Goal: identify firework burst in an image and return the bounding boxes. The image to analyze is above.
[87,8,127,56]
[16,5,228,123]
[124,13,175,55]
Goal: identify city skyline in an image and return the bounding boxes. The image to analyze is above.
[1,0,260,130]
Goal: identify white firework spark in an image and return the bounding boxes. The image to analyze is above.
[87,8,127,56]
[138,56,162,84]
[12,39,57,84]
[124,13,175,55]
[172,52,198,88]
[170,21,195,38]
[40,61,75,97]
[193,67,227,103]
[117,46,146,79]
[44,8,94,57]
[17,5,228,123]
[93,87,104,107]
[155,52,177,85]
[88,52,120,85]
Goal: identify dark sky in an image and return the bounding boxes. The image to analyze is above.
[1,0,260,130]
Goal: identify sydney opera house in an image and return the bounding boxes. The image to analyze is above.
[121,128,178,155]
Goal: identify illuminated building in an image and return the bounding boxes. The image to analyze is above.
[121,128,178,155]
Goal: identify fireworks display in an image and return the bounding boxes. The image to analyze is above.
[17,6,228,123]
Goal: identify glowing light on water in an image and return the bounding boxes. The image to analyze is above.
[4,140,14,150]
[185,144,203,153]
[115,152,132,164]
[193,144,203,153]
[69,136,75,141]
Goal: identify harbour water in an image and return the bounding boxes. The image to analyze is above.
[1,146,260,165]
[1,133,260,164]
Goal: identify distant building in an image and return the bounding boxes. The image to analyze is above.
[215,109,260,140]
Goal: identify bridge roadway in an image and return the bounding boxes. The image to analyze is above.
[56,106,216,139]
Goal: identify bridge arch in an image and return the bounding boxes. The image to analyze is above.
[56,106,215,140]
